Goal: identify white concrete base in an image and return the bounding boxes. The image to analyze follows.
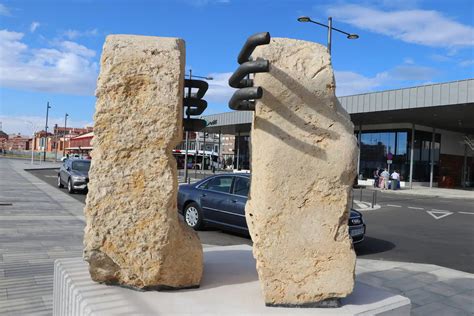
[53,245,410,316]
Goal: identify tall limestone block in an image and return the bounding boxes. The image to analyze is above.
[246,38,358,306]
[83,35,203,290]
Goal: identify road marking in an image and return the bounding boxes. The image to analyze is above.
[387,204,402,208]
[427,210,453,220]
[459,212,474,215]
[432,208,450,212]
[408,206,424,210]
[45,175,57,178]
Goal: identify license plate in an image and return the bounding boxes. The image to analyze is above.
[350,227,364,237]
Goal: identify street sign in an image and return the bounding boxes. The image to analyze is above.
[387,160,392,164]
[387,152,393,160]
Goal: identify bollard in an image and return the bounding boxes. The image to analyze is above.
[351,190,354,209]
[360,188,363,203]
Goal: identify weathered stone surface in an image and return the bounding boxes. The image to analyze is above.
[246,38,357,305]
[83,35,203,289]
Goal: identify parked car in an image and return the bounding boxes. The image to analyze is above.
[178,174,366,243]
[58,159,90,194]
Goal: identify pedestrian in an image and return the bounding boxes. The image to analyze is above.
[381,168,390,190]
[391,170,400,190]
[373,168,379,188]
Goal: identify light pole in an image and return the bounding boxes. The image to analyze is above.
[184,69,212,183]
[25,120,38,165]
[297,16,359,54]
[43,102,51,162]
[63,113,69,157]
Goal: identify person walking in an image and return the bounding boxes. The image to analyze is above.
[381,168,390,190]
[373,168,380,188]
[391,170,400,190]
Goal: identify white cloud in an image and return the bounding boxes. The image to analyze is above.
[205,72,236,104]
[335,70,389,96]
[390,65,438,80]
[335,64,438,96]
[0,29,98,95]
[459,60,474,67]
[30,21,40,33]
[0,115,93,136]
[0,3,10,16]
[62,28,98,40]
[326,4,474,48]
[430,54,453,62]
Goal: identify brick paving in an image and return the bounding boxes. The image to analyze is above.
[0,159,84,315]
[0,158,473,315]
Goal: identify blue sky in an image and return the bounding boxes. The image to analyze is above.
[1,0,473,135]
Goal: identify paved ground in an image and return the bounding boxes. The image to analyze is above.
[0,159,84,315]
[4,158,473,315]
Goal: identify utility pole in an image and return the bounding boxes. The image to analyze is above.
[184,69,192,183]
[43,102,51,162]
[63,113,69,157]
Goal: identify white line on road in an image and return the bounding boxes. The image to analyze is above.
[45,175,57,178]
[408,206,424,210]
[432,208,450,212]
[459,212,474,215]
[427,210,453,220]
[387,204,402,208]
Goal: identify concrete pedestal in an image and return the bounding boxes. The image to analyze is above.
[53,245,410,316]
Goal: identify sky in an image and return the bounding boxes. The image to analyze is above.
[0,0,473,135]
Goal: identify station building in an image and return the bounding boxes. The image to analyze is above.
[201,79,474,189]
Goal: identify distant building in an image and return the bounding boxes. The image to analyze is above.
[6,134,31,151]
[68,132,94,157]
[200,79,474,188]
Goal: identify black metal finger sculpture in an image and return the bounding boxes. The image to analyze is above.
[228,32,271,111]
[183,79,208,131]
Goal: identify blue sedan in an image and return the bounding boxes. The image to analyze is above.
[178,174,366,243]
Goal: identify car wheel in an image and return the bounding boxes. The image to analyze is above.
[184,202,204,230]
[67,178,75,194]
[57,175,64,188]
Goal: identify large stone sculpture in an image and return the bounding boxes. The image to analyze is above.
[245,38,358,306]
[83,35,203,290]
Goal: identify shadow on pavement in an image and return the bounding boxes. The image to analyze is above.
[355,236,396,256]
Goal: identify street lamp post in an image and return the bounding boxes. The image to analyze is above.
[184,70,212,183]
[63,113,69,157]
[43,102,51,162]
[297,16,359,54]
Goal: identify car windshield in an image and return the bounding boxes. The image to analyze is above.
[72,161,90,172]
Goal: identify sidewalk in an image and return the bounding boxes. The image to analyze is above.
[0,157,472,315]
[366,185,474,200]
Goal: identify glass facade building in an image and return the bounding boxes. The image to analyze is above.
[357,130,440,182]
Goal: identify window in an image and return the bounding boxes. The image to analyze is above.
[202,176,233,193]
[72,161,91,172]
[233,177,249,197]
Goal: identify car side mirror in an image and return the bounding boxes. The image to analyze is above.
[66,166,71,171]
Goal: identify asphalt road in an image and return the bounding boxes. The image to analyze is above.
[28,168,474,272]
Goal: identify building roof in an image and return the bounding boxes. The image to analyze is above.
[201,78,474,134]
[71,131,94,140]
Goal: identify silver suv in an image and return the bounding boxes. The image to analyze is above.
[58,159,90,194]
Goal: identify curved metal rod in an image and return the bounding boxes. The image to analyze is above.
[184,98,208,116]
[229,87,262,111]
[184,79,209,99]
[183,118,207,132]
[237,32,271,64]
[228,59,269,88]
